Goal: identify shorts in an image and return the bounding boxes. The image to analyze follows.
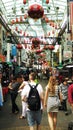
[26,110,42,126]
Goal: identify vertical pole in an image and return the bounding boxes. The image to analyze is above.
[7,43,10,62]
[51,51,53,67]
[59,45,62,66]
[18,50,21,66]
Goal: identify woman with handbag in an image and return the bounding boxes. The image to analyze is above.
[44,76,62,130]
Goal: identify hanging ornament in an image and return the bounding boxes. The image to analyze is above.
[23,0,26,4]
[46,0,49,4]
[24,14,28,19]
[48,45,54,50]
[48,32,50,36]
[20,16,23,22]
[28,4,44,19]
[16,18,19,23]
[11,20,15,24]
[16,43,23,50]
[15,27,18,31]
[52,30,55,34]
[45,17,49,23]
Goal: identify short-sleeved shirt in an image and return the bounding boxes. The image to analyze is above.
[21,82,43,110]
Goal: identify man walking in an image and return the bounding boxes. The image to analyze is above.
[21,72,44,130]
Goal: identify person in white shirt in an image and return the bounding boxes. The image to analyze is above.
[21,72,44,130]
[18,80,28,119]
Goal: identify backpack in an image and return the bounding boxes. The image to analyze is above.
[27,83,41,111]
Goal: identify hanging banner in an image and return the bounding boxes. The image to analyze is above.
[11,45,17,56]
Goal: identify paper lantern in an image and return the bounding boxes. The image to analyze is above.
[11,20,15,24]
[46,0,49,4]
[16,18,19,23]
[20,16,23,22]
[45,17,49,23]
[16,44,23,50]
[28,4,44,19]
[24,14,28,19]
[23,0,26,4]
[48,45,54,50]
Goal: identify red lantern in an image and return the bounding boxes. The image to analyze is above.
[23,0,26,4]
[16,18,19,23]
[15,27,18,31]
[28,4,44,19]
[48,32,50,36]
[11,20,15,24]
[52,30,55,34]
[46,0,49,4]
[48,45,54,50]
[32,38,40,44]
[20,16,23,22]
[45,17,49,23]
[16,44,23,50]
[31,38,40,49]
[24,14,28,19]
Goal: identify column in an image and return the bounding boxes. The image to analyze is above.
[0,24,2,54]
[59,45,62,67]
[7,43,11,62]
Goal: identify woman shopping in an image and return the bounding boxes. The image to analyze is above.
[44,76,62,130]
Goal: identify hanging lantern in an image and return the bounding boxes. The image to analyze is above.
[15,27,18,31]
[46,0,49,4]
[16,43,23,50]
[45,17,49,23]
[23,0,26,4]
[28,4,44,19]
[48,45,54,50]
[16,18,19,23]
[24,14,28,19]
[31,38,40,49]
[11,20,15,24]
[20,16,23,22]
[52,30,55,34]
[48,32,50,36]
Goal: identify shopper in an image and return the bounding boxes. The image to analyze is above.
[59,78,68,113]
[18,79,28,119]
[44,76,62,130]
[21,72,44,130]
[68,83,73,112]
[0,71,3,109]
[8,74,23,114]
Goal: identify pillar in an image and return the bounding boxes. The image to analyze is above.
[59,45,62,67]
[0,24,2,54]
[7,43,11,62]
[70,1,73,40]
[18,50,21,66]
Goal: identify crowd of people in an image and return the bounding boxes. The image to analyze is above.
[0,66,73,130]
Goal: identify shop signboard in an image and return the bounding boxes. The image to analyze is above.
[63,51,72,59]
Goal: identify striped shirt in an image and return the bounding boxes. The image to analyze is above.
[59,83,68,100]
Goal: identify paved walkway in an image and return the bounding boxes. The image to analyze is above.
[0,79,73,130]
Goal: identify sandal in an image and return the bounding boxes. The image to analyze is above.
[19,116,25,119]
